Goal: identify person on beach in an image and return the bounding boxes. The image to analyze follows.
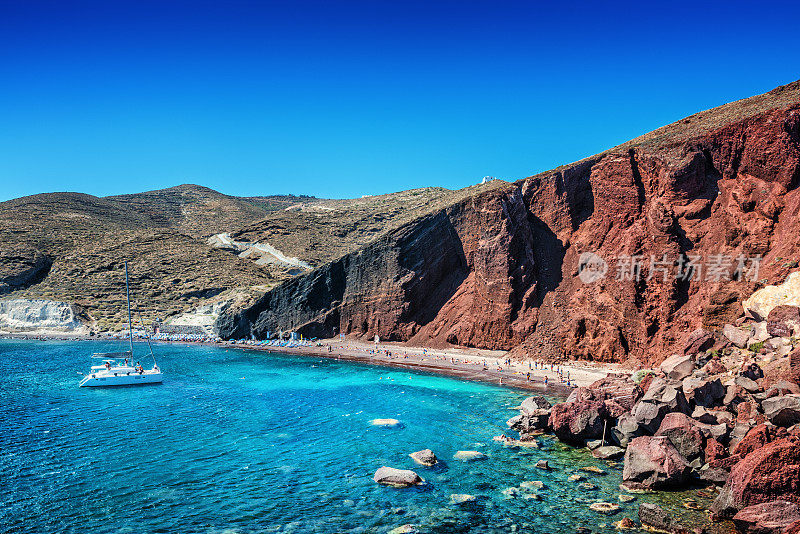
[526,372,530,382]
[544,376,548,385]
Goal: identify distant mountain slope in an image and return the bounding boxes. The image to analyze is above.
[0,181,502,330]
[0,185,321,329]
[219,79,800,365]
[105,184,319,237]
[231,186,505,267]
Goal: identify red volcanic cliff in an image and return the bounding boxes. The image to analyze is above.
[218,80,800,364]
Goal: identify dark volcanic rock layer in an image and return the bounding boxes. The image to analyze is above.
[220,80,800,363]
[218,186,540,349]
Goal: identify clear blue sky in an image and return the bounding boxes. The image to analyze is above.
[1,0,798,201]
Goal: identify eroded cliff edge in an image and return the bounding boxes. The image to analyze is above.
[218,81,800,365]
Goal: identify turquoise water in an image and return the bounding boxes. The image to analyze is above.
[1,340,713,534]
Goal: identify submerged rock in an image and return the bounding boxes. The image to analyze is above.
[580,466,606,474]
[370,418,402,428]
[453,450,487,462]
[614,517,636,530]
[449,493,477,505]
[588,502,620,515]
[373,466,424,487]
[638,503,679,532]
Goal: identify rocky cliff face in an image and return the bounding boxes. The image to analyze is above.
[218,186,540,349]
[220,80,800,365]
[0,299,88,333]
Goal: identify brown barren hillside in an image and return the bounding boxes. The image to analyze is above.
[219,80,800,365]
[0,182,503,329]
[232,185,507,267]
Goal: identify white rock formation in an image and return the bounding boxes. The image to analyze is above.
[743,271,800,320]
[164,300,230,335]
[208,233,312,272]
[0,299,87,333]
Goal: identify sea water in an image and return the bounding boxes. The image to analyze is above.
[0,340,722,533]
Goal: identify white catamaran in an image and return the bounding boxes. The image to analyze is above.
[79,262,163,387]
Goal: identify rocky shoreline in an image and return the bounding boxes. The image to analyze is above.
[503,311,800,534]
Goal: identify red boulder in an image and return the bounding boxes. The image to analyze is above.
[622,435,691,489]
[548,399,608,445]
[733,424,789,458]
[733,500,800,534]
[711,438,800,518]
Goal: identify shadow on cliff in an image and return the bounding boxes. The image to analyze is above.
[555,158,595,230]
[396,212,468,329]
[527,213,565,308]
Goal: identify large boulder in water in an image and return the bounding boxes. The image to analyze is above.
[373,466,424,487]
[409,449,438,467]
[548,399,608,445]
[711,438,800,518]
[622,435,691,489]
[520,395,552,414]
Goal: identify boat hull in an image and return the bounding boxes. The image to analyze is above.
[79,371,163,387]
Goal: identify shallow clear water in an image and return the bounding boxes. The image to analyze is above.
[1,340,719,533]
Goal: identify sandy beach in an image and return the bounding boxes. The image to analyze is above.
[231,337,625,395]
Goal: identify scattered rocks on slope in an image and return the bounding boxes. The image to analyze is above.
[660,354,696,380]
[762,395,800,427]
[724,324,752,348]
[654,412,706,462]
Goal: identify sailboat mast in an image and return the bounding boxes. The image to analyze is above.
[125,261,134,355]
